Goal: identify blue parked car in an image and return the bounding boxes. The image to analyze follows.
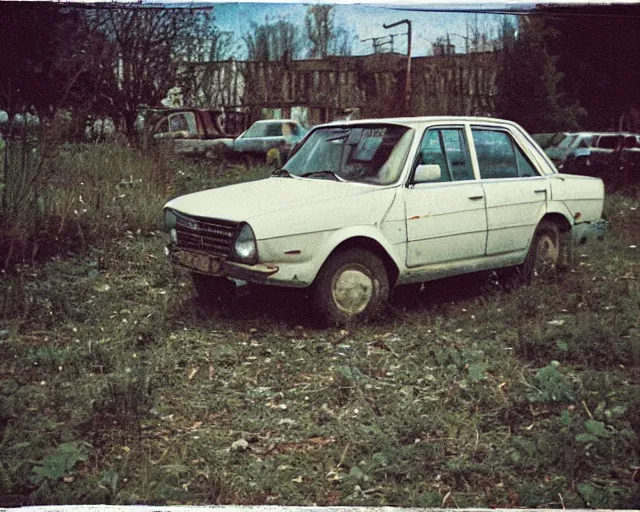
[219,119,308,164]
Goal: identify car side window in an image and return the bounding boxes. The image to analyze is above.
[417,128,474,182]
[167,112,197,135]
[265,123,283,137]
[514,143,538,177]
[596,135,620,150]
[156,118,169,134]
[170,114,188,132]
[472,129,539,179]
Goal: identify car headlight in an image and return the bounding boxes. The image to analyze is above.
[163,208,177,230]
[232,223,257,264]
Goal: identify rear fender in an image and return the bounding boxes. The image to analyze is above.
[542,201,575,229]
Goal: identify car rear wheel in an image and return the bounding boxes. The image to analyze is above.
[312,249,390,326]
[522,220,564,283]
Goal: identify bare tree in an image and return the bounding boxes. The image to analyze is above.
[244,17,302,61]
[174,10,234,106]
[305,5,352,59]
[86,6,199,135]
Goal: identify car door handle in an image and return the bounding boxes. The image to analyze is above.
[468,195,484,201]
[534,189,547,194]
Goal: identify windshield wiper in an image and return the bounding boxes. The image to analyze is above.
[300,170,345,182]
[271,168,293,178]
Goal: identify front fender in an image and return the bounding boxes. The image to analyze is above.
[307,225,402,282]
[258,225,401,287]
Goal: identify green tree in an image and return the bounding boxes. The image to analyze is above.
[0,5,90,120]
[542,4,640,131]
[495,16,585,133]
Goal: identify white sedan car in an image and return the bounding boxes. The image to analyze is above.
[163,116,604,325]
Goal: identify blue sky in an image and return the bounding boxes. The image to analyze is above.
[204,2,519,58]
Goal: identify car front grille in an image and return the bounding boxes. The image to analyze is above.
[174,212,239,257]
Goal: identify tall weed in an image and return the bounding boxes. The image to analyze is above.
[1,137,174,269]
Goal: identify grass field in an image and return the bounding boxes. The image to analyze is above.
[1,143,639,507]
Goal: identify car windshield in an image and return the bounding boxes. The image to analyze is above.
[283,124,414,185]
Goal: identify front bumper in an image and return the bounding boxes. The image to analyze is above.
[166,246,279,282]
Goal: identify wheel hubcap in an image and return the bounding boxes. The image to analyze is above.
[332,266,375,315]
[534,234,559,277]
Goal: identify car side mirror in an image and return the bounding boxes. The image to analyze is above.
[414,164,442,183]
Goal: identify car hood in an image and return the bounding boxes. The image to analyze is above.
[164,176,389,224]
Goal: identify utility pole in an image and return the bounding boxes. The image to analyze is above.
[383,19,412,114]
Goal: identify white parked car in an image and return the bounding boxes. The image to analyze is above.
[163,116,605,325]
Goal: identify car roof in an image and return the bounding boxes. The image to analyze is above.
[318,115,525,130]
[251,119,299,124]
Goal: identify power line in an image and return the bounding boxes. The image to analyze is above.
[360,31,407,53]
[384,5,640,19]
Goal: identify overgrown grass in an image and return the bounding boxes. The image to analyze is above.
[0,139,270,268]
[0,143,639,507]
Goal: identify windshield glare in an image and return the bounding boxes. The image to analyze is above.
[283,124,414,185]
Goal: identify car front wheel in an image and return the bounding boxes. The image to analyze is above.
[312,249,390,326]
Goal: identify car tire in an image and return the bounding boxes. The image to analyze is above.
[521,220,564,284]
[311,249,390,326]
[191,273,235,305]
